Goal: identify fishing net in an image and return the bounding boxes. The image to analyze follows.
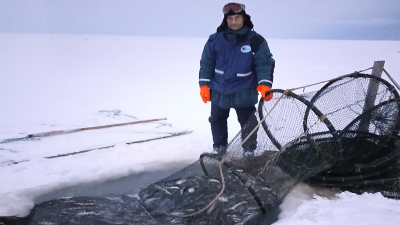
[135,73,399,224]
[2,73,399,225]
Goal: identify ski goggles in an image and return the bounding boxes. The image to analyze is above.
[222,3,245,14]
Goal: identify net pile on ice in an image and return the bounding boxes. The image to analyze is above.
[2,73,399,225]
[137,73,400,224]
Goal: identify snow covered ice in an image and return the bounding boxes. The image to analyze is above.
[0,33,399,224]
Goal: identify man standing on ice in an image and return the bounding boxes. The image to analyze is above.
[199,2,275,156]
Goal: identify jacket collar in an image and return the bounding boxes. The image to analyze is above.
[222,26,250,45]
[223,26,249,36]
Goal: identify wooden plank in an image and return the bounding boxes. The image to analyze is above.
[44,130,192,159]
[1,130,192,165]
[1,118,167,144]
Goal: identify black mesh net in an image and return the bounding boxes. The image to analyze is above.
[2,73,399,225]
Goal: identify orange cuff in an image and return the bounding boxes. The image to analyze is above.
[257,85,273,101]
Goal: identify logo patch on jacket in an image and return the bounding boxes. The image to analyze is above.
[241,45,251,53]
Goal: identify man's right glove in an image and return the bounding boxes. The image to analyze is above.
[257,85,273,101]
[200,85,210,103]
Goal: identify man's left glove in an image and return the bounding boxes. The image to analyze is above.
[200,85,210,103]
[257,85,273,101]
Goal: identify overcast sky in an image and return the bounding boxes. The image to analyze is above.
[0,0,399,40]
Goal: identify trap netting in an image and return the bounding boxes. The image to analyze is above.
[137,73,399,224]
[301,74,400,197]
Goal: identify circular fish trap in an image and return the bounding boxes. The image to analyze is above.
[256,73,400,198]
[299,74,400,197]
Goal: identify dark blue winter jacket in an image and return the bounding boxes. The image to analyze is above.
[199,26,275,109]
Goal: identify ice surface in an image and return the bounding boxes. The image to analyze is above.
[0,33,399,224]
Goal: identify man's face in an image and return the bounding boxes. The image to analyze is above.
[227,14,244,30]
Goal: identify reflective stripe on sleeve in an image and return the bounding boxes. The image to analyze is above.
[258,80,273,85]
[237,71,252,77]
[199,79,210,82]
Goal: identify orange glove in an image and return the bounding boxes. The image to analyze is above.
[200,85,210,103]
[257,85,273,101]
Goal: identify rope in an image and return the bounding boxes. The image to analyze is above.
[358,67,373,73]
[284,67,373,93]
[177,161,226,217]
[189,94,287,217]
[181,66,377,218]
